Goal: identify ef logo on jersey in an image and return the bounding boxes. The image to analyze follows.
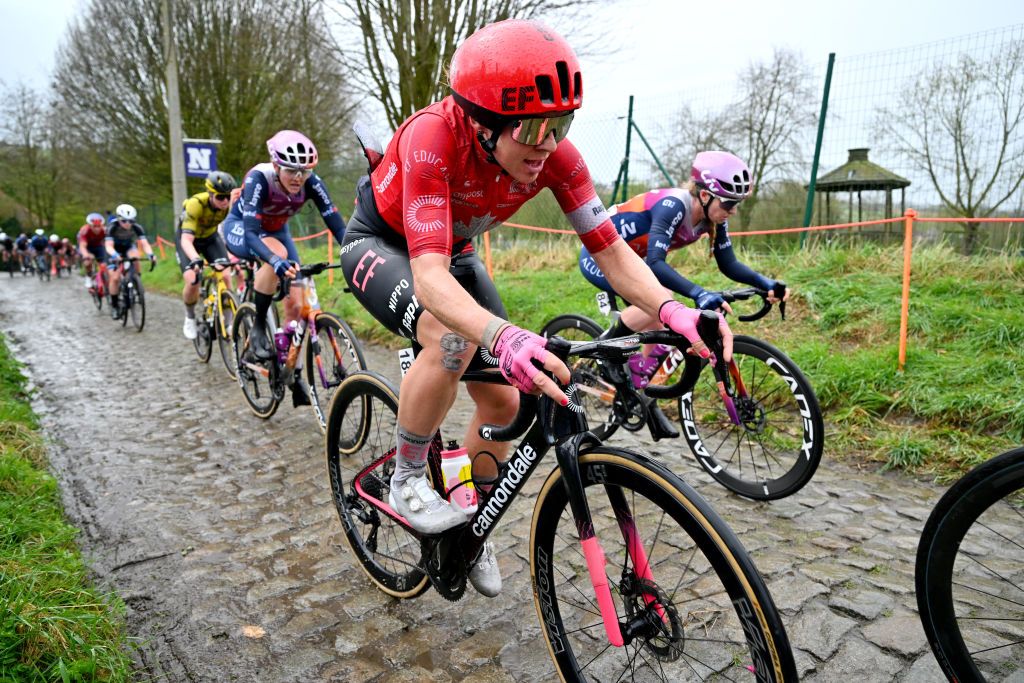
[501,86,536,112]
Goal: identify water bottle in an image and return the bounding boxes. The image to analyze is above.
[441,443,478,516]
[273,327,290,364]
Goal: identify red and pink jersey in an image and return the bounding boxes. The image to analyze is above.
[367,96,619,258]
[77,223,106,248]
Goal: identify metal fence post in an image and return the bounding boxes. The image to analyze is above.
[898,208,917,371]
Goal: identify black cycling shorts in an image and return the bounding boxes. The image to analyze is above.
[341,203,505,369]
[174,228,228,274]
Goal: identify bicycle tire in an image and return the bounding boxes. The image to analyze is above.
[324,371,430,599]
[90,283,103,310]
[531,447,796,682]
[216,290,239,378]
[540,314,620,440]
[916,447,1024,682]
[306,312,367,433]
[232,303,280,419]
[194,282,214,362]
[128,278,145,332]
[675,335,823,500]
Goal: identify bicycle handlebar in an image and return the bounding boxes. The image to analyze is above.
[478,335,645,442]
[273,262,343,301]
[714,281,787,321]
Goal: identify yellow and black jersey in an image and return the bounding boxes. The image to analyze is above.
[179,192,228,240]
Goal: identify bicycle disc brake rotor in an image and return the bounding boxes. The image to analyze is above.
[736,396,767,434]
[422,537,466,602]
[620,576,684,662]
[615,390,647,431]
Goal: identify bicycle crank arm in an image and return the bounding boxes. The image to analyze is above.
[572,381,616,403]
[240,361,270,378]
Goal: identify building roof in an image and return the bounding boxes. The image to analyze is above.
[814,148,911,192]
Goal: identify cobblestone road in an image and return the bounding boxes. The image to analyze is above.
[0,275,952,681]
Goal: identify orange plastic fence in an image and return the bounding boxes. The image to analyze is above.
[487,211,1023,372]
[156,229,334,284]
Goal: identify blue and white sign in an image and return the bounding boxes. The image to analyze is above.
[184,142,218,177]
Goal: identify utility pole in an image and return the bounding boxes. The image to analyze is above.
[162,0,186,212]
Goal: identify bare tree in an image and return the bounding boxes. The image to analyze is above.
[662,49,817,229]
[326,0,602,130]
[51,0,353,208]
[0,82,64,228]
[877,43,1024,254]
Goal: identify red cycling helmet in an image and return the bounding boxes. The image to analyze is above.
[449,19,582,132]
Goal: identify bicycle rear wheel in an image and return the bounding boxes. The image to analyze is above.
[232,303,281,419]
[916,447,1024,682]
[324,371,429,598]
[531,447,796,681]
[540,314,621,440]
[306,312,367,433]
[676,335,823,500]
[216,290,238,378]
[194,285,214,362]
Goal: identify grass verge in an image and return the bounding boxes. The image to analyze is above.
[0,333,133,682]
[142,238,1022,480]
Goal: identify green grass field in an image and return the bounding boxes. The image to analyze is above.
[144,238,1023,480]
[0,334,133,682]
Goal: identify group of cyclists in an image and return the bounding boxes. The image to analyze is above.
[9,19,788,603]
[0,228,76,277]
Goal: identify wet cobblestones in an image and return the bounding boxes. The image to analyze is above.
[1,277,953,681]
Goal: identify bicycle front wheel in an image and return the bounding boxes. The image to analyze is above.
[128,279,145,332]
[232,303,280,419]
[324,371,429,599]
[916,447,1024,681]
[540,314,620,440]
[216,290,239,378]
[306,312,367,433]
[531,447,796,682]
[677,335,823,500]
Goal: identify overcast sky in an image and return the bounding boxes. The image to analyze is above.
[2,0,1022,189]
[4,0,1023,98]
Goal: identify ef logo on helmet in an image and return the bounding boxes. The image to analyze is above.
[501,86,537,112]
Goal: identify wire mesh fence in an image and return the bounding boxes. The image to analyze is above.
[497,23,1024,255]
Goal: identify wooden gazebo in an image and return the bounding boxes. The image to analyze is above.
[814,148,911,224]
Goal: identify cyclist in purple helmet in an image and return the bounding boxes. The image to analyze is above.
[577,151,789,432]
[223,129,347,406]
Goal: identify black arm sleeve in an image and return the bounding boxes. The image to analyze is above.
[712,223,773,289]
[645,196,706,300]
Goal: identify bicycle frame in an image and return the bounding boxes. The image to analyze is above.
[351,338,682,648]
[199,264,233,338]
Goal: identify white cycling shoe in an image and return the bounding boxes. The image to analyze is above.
[182,316,198,340]
[469,541,502,597]
[388,474,466,535]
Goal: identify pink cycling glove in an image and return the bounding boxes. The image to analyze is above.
[491,324,548,393]
[659,301,729,360]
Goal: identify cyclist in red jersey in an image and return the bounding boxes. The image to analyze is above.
[340,19,732,597]
[78,213,108,287]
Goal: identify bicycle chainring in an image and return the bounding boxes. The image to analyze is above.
[614,390,647,431]
[620,575,684,662]
[421,537,467,602]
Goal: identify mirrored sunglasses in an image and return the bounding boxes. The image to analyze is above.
[508,112,574,146]
[279,166,313,179]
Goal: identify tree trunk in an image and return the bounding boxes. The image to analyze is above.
[962,220,981,255]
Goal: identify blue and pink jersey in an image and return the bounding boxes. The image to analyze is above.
[579,188,772,304]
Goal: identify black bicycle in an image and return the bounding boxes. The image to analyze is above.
[111,257,152,332]
[916,446,1024,681]
[325,314,797,681]
[540,286,823,501]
